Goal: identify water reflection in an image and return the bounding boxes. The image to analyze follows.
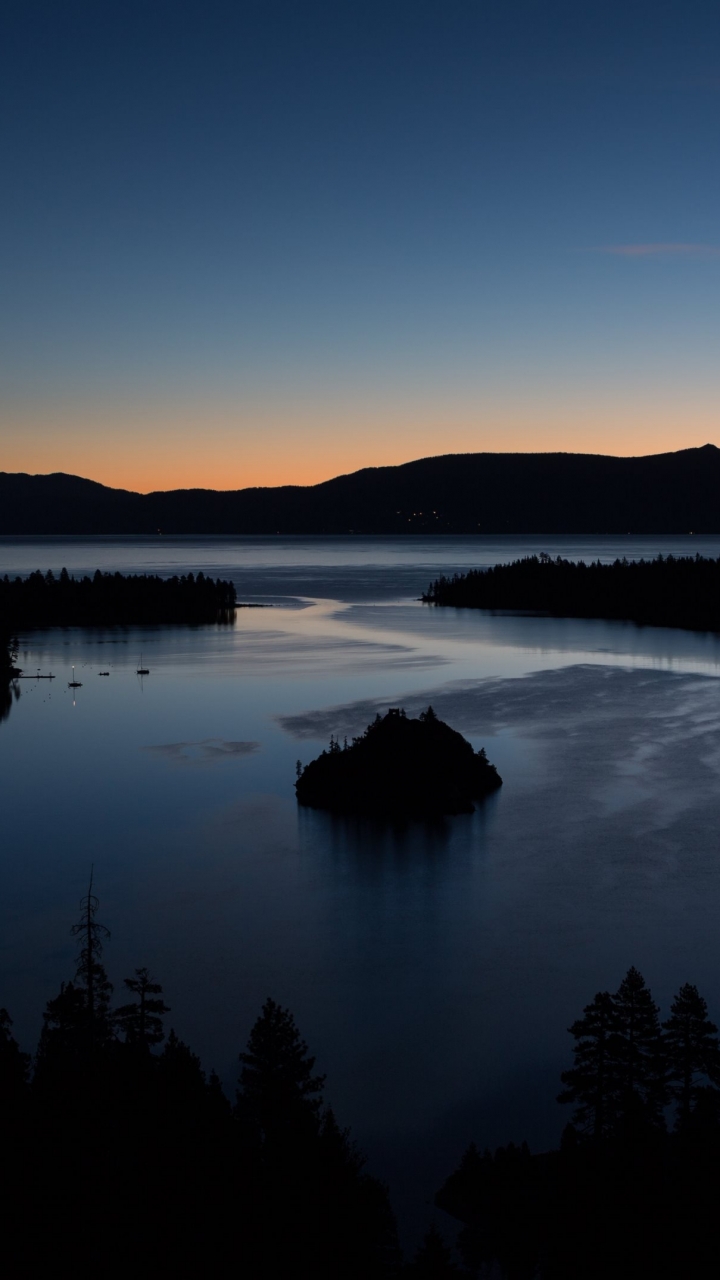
[0,679,19,724]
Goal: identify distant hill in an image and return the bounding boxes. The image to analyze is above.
[2,445,720,534]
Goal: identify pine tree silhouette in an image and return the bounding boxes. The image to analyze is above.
[558,990,620,1138]
[0,1009,30,1098]
[70,867,113,1049]
[114,968,170,1048]
[612,966,665,1129]
[662,983,720,1129]
[36,980,91,1072]
[405,1223,461,1276]
[237,998,326,1143]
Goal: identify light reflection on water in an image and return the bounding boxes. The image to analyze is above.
[4,535,720,1239]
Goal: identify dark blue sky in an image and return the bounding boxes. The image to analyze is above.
[3,0,719,488]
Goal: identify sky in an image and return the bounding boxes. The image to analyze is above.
[2,0,720,492]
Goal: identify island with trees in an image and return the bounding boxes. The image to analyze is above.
[0,567,237,629]
[423,553,720,633]
[295,707,502,816]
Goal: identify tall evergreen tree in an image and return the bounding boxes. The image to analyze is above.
[114,968,170,1048]
[662,983,720,1129]
[70,868,113,1047]
[237,997,326,1143]
[35,980,90,1073]
[558,990,619,1139]
[612,966,665,1127]
[405,1224,461,1277]
[0,1009,30,1100]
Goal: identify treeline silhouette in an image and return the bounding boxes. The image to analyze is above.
[424,553,720,632]
[2,878,400,1273]
[437,967,720,1278]
[0,567,237,629]
[295,707,502,816]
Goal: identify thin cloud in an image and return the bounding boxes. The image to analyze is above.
[590,243,720,258]
[144,738,261,766]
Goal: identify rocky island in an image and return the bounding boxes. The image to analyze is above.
[295,707,502,816]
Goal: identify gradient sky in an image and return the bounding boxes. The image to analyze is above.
[2,0,720,491]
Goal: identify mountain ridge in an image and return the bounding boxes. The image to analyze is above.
[1,444,719,534]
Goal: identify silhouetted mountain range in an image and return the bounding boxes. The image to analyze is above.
[2,444,720,533]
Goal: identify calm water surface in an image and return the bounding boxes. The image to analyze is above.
[4,534,720,1236]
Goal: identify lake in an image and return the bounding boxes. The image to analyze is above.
[4,532,720,1238]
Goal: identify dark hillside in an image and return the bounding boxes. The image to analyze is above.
[2,444,720,533]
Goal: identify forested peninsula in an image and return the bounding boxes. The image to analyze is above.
[424,554,720,632]
[0,568,236,629]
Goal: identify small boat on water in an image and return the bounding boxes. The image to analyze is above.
[68,664,82,688]
[137,654,150,675]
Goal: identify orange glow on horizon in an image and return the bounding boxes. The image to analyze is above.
[2,397,717,493]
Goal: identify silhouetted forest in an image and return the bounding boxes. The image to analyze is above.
[424,553,720,632]
[0,568,237,629]
[3,444,720,534]
[437,967,720,1278]
[2,878,400,1273]
[7,887,720,1275]
[295,707,502,816]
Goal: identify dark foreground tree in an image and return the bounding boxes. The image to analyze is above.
[114,967,170,1048]
[558,990,619,1139]
[0,1008,30,1099]
[237,996,325,1143]
[236,998,398,1277]
[405,1224,462,1276]
[69,868,113,1045]
[612,967,665,1131]
[663,983,720,1129]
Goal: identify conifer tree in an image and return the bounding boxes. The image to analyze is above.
[35,980,90,1074]
[237,997,325,1143]
[612,966,665,1126]
[70,868,113,1047]
[662,983,720,1129]
[405,1224,460,1276]
[114,968,170,1048]
[158,1029,208,1108]
[558,990,619,1138]
[36,874,113,1072]
[0,1009,30,1098]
